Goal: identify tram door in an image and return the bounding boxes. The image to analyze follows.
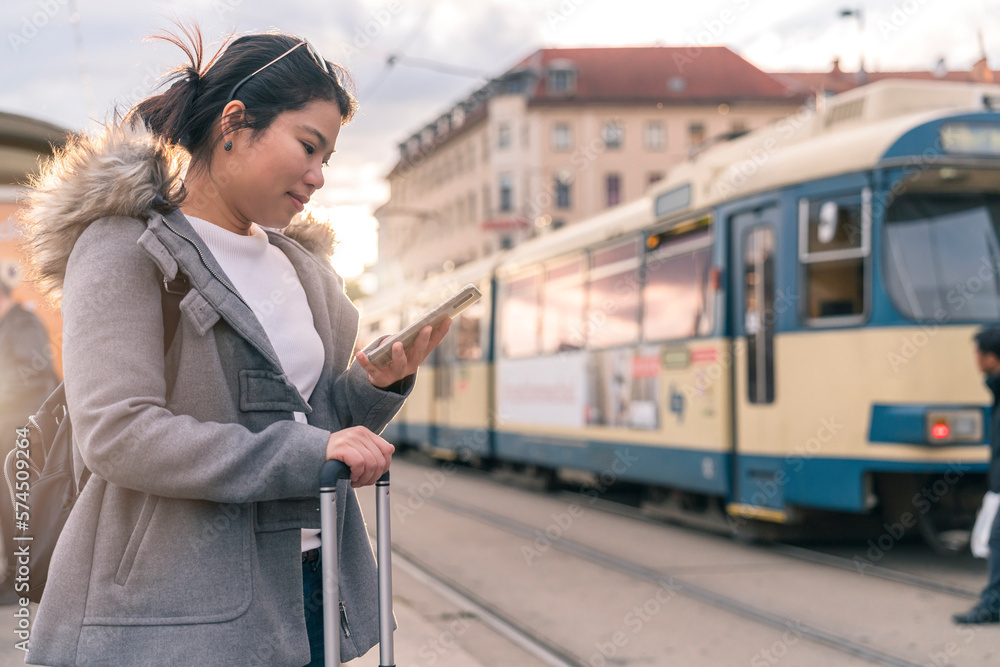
[728,204,787,519]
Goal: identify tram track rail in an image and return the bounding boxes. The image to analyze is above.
[391,545,585,667]
[398,451,982,604]
[559,489,983,602]
[421,493,929,667]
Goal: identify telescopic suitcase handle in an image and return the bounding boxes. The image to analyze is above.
[319,460,395,667]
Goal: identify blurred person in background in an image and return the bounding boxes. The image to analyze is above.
[16,25,448,666]
[0,264,58,605]
[954,328,1000,625]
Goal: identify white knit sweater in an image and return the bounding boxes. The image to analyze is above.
[186,215,325,551]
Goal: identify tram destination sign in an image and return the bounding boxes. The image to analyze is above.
[940,123,1000,156]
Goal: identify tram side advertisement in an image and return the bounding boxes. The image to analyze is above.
[496,348,662,430]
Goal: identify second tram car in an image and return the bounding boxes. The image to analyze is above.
[361,79,1000,550]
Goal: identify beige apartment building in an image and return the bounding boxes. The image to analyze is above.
[376,46,989,284]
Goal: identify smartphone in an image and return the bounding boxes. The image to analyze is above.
[366,284,483,366]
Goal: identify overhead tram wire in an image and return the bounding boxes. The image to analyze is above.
[66,0,98,126]
[361,5,433,99]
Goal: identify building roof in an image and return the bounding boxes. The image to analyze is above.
[514,46,804,104]
[386,47,994,176]
[773,60,992,95]
[0,111,68,186]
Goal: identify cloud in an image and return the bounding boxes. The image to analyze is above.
[2,0,996,215]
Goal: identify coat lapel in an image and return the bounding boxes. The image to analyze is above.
[145,210,284,371]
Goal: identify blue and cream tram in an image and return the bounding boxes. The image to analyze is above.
[362,79,1000,549]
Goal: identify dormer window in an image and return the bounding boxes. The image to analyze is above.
[547,60,577,95]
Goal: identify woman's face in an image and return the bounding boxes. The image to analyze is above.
[226,98,343,229]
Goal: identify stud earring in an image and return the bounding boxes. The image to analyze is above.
[224,140,233,151]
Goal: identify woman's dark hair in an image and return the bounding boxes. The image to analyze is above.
[130,24,357,170]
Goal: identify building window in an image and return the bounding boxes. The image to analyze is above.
[549,68,576,94]
[498,122,511,149]
[552,122,572,151]
[499,173,513,212]
[483,185,492,218]
[602,121,624,150]
[605,173,621,207]
[555,174,572,209]
[688,122,706,146]
[644,121,665,150]
[468,191,476,223]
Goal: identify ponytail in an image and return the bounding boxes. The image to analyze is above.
[128,24,357,175]
[129,24,226,152]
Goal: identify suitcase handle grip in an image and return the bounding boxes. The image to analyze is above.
[320,459,351,489]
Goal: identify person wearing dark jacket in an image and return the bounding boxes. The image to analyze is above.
[954,328,1000,624]
[0,274,58,603]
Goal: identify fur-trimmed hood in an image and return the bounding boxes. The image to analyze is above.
[17,122,336,303]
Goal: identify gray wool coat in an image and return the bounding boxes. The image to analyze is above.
[20,126,409,666]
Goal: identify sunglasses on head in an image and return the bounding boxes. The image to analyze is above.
[225,39,329,105]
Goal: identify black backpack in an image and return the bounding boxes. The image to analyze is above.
[1,274,188,603]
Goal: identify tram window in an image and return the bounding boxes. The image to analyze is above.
[804,197,863,253]
[805,259,864,318]
[643,243,714,341]
[457,295,486,361]
[745,227,775,404]
[501,271,541,357]
[799,193,869,322]
[588,238,641,348]
[542,256,586,353]
[884,193,1000,321]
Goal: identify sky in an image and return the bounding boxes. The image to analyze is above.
[2,0,999,277]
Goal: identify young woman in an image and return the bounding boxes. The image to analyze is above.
[18,27,447,666]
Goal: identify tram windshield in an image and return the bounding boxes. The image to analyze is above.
[883,186,1000,322]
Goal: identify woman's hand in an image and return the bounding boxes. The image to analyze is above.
[355,318,452,388]
[325,426,395,488]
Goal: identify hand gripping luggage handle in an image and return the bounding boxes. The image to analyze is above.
[319,460,395,667]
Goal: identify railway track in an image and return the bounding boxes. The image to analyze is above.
[401,451,984,603]
[418,493,930,667]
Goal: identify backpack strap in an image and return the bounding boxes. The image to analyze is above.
[161,272,188,353]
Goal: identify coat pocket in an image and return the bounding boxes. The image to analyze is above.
[239,369,310,414]
[113,494,158,586]
[86,494,253,625]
